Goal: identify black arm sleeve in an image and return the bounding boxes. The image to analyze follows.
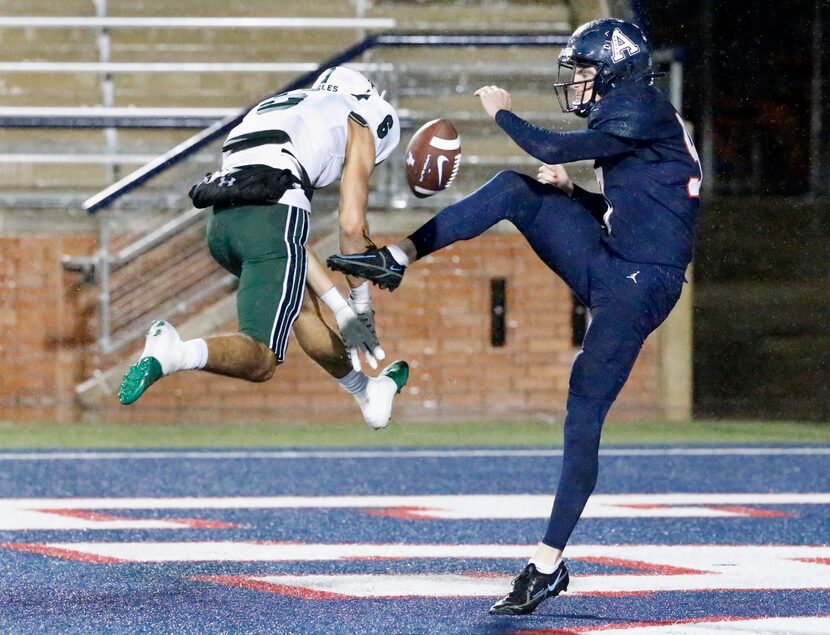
[494,110,635,164]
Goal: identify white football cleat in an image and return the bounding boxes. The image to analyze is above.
[139,319,185,375]
[118,320,185,405]
[353,360,409,430]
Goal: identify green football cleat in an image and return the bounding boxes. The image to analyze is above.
[118,319,185,405]
[118,356,164,405]
[381,360,409,394]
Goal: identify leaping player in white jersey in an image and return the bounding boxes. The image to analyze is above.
[118,66,409,429]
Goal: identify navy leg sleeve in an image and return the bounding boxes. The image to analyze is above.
[543,260,685,549]
[543,305,646,549]
[408,170,602,303]
[543,393,612,549]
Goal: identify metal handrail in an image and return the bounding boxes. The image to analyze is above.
[103,273,237,354]
[1,16,396,29]
[108,207,206,268]
[0,62,334,74]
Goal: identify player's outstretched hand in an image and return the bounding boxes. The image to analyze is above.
[348,296,385,359]
[334,304,385,372]
[537,163,574,195]
[475,85,512,120]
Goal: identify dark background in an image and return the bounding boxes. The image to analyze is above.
[640,0,825,195]
[640,1,829,420]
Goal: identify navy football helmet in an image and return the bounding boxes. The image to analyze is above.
[554,18,654,117]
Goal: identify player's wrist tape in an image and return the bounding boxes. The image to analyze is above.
[320,286,349,313]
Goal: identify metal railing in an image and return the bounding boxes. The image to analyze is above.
[80,33,570,214]
[62,32,574,353]
[1,9,394,181]
[1,16,395,29]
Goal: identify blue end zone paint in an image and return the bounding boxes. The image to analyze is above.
[0,447,828,634]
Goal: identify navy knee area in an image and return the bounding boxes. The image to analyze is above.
[569,315,646,402]
[489,170,550,199]
[487,170,549,226]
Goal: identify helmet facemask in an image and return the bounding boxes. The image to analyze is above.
[553,58,603,118]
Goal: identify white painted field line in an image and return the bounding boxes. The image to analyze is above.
[0,493,827,529]
[10,544,830,595]
[0,447,828,461]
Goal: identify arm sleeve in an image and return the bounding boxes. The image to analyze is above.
[494,110,635,163]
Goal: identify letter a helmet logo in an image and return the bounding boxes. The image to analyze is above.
[610,29,641,63]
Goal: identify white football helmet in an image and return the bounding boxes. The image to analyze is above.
[312,66,385,100]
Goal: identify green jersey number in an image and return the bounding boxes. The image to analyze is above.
[257,91,307,114]
[376,114,394,139]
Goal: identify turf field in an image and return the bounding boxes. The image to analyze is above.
[1,419,829,448]
[0,420,828,633]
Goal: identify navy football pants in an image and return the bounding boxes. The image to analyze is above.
[408,170,684,549]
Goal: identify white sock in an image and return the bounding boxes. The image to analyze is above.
[181,338,208,370]
[529,558,560,575]
[337,370,369,395]
[386,244,410,267]
[348,281,372,309]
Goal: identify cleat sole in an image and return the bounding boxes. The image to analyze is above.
[326,254,403,291]
[118,356,163,405]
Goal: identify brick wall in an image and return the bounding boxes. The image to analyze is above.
[0,231,670,425]
[0,236,97,422]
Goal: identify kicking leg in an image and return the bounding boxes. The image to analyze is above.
[328,170,545,288]
[328,170,601,301]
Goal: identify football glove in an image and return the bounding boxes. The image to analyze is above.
[333,304,385,372]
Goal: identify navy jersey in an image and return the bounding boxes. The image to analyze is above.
[587,83,701,268]
[495,83,702,268]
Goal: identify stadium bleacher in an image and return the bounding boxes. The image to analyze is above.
[1,0,696,425]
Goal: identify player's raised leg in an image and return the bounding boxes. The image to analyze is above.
[118,320,277,405]
[328,169,542,288]
[327,170,600,300]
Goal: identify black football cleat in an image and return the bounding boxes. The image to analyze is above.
[326,247,406,291]
[489,561,569,616]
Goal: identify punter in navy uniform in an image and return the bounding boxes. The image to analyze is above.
[328,18,703,615]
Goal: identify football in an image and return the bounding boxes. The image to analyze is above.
[404,118,461,198]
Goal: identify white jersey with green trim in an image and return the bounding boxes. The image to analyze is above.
[221,89,399,209]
